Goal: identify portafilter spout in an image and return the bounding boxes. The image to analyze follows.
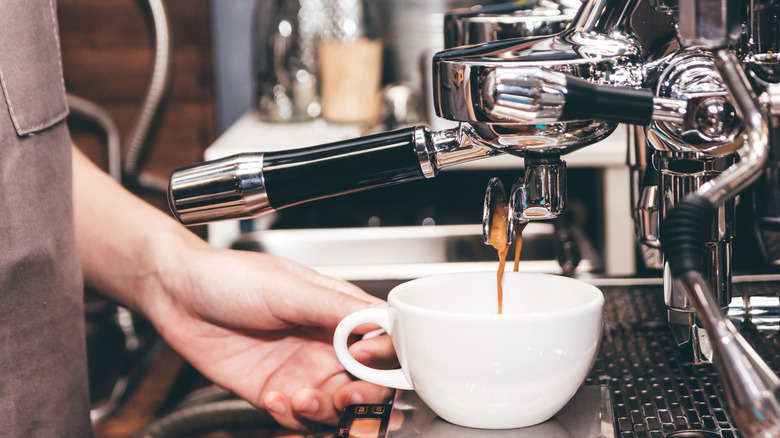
[483,177,513,246]
[483,154,566,247]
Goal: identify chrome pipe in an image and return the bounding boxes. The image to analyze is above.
[651,98,687,124]
[678,271,780,438]
[664,49,779,437]
[697,50,770,206]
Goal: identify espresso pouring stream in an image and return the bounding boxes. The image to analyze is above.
[488,201,527,314]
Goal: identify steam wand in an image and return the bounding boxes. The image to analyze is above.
[660,50,780,437]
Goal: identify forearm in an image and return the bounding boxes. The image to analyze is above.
[72,144,208,314]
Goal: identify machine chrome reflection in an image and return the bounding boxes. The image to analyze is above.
[443,0,579,48]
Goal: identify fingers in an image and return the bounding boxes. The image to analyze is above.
[276,255,384,304]
[333,380,394,412]
[267,274,387,330]
[262,379,394,430]
[349,334,398,369]
[265,386,384,430]
[296,265,378,301]
[291,388,340,424]
[264,390,312,430]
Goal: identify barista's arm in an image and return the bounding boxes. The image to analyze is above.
[71,144,394,429]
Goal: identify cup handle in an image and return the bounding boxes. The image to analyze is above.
[333,307,413,390]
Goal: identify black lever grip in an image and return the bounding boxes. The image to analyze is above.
[561,76,656,125]
[168,126,430,225]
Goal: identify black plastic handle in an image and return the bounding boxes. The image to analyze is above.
[561,76,656,125]
[660,194,715,277]
[262,126,427,209]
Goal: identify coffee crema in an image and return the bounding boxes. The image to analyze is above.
[488,202,528,314]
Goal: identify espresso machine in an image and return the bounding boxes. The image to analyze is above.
[168,0,780,435]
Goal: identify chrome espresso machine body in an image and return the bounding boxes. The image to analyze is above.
[168,0,780,435]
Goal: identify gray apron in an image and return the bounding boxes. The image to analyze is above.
[0,0,93,436]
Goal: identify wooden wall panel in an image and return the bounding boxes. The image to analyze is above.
[58,0,217,213]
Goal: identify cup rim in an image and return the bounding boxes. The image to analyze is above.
[387,271,604,319]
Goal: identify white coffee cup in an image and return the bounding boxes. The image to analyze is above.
[333,272,604,429]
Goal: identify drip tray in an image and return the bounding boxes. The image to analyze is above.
[591,280,780,437]
[385,385,614,437]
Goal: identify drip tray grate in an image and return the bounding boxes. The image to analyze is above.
[589,282,780,437]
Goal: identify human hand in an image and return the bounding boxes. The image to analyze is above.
[70,145,396,429]
[143,239,396,430]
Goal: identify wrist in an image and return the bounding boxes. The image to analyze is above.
[133,227,210,324]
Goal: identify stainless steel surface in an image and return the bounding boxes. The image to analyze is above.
[444,0,578,48]
[728,295,780,332]
[457,118,617,154]
[480,67,568,124]
[636,184,659,246]
[380,0,487,89]
[168,153,271,225]
[759,83,780,116]
[651,98,688,124]
[678,271,780,438]
[639,48,743,364]
[645,50,742,155]
[511,157,567,220]
[697,50,770,206]
[414,126,438,178]
[677,0,739,49]
[433,0,676,153]
[380,0,497,127]
[482,157,567,249]
[654,49,773,401]
[441,66,687,125]
[384,385,614,437]
[428,126,494,169]
[656,151,736,363]
[630,126,665,269]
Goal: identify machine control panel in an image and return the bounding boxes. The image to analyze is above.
[334,404,392,438]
